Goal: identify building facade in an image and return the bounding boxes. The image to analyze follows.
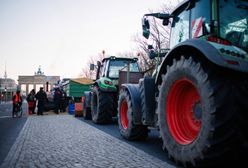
[0,78,17,102]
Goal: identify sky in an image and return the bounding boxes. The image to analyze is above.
[0,0,177,82]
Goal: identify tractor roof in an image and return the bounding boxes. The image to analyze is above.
[171,0,190,16]
[102,56,138,63]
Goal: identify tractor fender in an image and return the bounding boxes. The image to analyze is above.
[83,91,91,108]
[121,84,142,125]
[156,39,248,84]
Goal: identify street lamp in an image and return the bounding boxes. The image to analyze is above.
[0,83,1,104]
[4,87,7,103]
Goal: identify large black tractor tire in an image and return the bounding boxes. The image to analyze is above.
[91,87,114,124]
[112,93,118,117]
[118,89,148,140]
[234,75,248,155]
[158,56,240,167]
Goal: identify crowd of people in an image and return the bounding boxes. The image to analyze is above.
[12,86,68,117]
[26,87,47,115]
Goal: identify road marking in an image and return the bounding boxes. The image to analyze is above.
[0,116,12,119]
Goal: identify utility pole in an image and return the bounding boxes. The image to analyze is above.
[0,78,2,104]
[4,62,7,103]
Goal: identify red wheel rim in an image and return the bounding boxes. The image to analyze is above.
[120,99,128,129]
[166,78,202,145]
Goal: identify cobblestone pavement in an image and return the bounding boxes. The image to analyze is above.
[1,114,175,168]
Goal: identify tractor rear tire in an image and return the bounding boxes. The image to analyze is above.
[91,87,113,124]
[118,89,148,140]
[158,56,239,167]
[234,75,248,156]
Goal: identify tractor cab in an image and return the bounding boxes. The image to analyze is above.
[170,0,248,50]
[98,56,139,80]
[218,0,248,51]
[90,56,142,92]
[143,0,247,52]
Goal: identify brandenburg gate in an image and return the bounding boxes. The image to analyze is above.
[18,66,60,95]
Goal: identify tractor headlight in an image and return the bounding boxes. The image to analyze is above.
[104,80,113,85]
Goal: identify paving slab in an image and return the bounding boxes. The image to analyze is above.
[0,115,175,168]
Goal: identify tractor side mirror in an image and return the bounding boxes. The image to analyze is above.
[142,18,150,39]
[90,64,94,71]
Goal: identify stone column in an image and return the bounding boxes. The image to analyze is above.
[26,84,29,96]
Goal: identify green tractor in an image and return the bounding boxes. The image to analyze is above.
[83,56,143,124]
[118,0,248,167]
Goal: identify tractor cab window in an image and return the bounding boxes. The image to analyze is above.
[190,0,211,38]
[219,0,248,51]
[100,60,108,78]
[170,10,189,48]
[108,60,139,78]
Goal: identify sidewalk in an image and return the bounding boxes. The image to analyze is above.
[0,115,175,168]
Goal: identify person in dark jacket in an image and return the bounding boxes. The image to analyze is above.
[35,87,47,115]
[54,87,62,114]
[60,88,67,112]
[26,89,36,115]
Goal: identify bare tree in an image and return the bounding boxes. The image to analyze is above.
[81,1,182,78]
[80,50,106,79]
[80,67,92,78]
[132,1,181,75]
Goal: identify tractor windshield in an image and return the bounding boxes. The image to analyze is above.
[108,60,139,78]
[219,0,248,51]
